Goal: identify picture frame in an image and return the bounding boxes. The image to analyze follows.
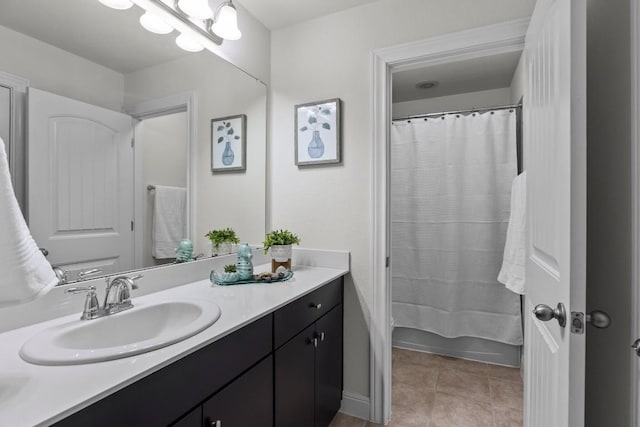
[295,98,341,166]
[211,114,246,172]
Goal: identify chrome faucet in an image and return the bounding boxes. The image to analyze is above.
[66,274,142,320]
[103,274,143,315]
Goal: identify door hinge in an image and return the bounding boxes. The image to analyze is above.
[386,256,390,268]
[131,138,135,148]
[131,221,134,231]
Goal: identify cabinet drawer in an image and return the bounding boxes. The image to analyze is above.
[274,278,342,349]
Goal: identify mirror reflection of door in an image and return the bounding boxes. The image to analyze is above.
[28,88,134,281]
[0,85,10,162]
[136,111,188,267]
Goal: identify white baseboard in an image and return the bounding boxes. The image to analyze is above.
[340,391,370,421]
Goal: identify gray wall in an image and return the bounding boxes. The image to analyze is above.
[586,0,632,425]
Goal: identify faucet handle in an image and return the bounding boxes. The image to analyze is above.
[65,285,96,295]
[129,274,143,290]
[78,268,102,280]
[66,286,101,320]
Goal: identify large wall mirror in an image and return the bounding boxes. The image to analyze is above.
[0,0,267,284]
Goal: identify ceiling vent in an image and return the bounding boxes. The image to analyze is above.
[415,81,438,90]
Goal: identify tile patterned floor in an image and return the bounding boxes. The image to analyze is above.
[329,347,523,427]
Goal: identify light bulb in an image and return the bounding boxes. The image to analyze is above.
[140,12,173,34]
[176,33,204,52]
[98,0,134,10]
[211,2,241,40]
[177,0,213,20]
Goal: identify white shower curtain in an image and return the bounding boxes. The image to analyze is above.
[391,109,523,346]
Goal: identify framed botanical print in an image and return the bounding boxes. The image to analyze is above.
[211,114,246,172]
[295,98,341,166]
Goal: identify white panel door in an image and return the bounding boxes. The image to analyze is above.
[28,88,134,281]
[523,0,586,425]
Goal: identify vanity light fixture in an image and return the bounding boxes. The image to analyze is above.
[176,33,204,52]
[97,0,240,51]
[176,0,213,20]
[210,0,241,40]
[98,0,134,9]
[140,12,174,34]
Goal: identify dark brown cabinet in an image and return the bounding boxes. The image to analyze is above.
[55,277,343,427]
[202,355,273,427]
[314,306,343,427]
[274,279,344,427]
[275,323,317,427]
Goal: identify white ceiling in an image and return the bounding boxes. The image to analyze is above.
[237,0,380,30]
[392,51,523,103]
[1,0,521,89]
[0,0,189,74]
[0,0,380,74]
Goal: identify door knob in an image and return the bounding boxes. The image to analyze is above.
[585,310,611,329]
[570,310,611,333]
[533,302,566,327]
[632,339,640,357]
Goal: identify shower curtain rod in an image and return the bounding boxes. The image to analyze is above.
[392,103,522,122]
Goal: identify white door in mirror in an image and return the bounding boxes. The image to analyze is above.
[28,88,135,282]
[19,299,221,365]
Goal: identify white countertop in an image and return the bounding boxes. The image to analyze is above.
[0,263,348,426]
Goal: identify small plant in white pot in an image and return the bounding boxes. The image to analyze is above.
[263,229,300,271]
[205,227,240,256]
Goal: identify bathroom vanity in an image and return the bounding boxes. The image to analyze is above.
[57,278,343,427]
[0,251,349,427]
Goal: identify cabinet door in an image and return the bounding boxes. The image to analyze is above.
[202,355,273,427]
[171,406,201,427]
[315,305,343,427]
[275,323,316,427]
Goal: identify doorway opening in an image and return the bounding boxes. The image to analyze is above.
[387,55,525,423]
[369,19,529,424]
[126,92,196,270]
[135,111,189,267]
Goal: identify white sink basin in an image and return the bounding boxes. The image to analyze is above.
[20,300,221,365]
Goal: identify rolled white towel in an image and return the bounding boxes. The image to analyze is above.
[0,138,57,307]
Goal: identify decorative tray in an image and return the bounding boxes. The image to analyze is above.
[210,269,294,286]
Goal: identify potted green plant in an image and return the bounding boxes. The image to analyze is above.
[262,229,301,262]
[221,264,239,282]
[205,227,240,256]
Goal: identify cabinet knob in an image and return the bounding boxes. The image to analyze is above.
[309,303,322,310]
[319,332,326,342]
[210,420,221,427]
[307,336,318,348]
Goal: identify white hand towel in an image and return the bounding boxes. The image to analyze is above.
[0,138,57,307]
[498,171,527,295]
[152,185,187,259]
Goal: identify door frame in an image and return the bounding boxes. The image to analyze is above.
[125,92,197,270]
[368,18,529,424]
[631,0,640,424]
[0,71,29,214]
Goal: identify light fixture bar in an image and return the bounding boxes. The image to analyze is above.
[132,0,223,46]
